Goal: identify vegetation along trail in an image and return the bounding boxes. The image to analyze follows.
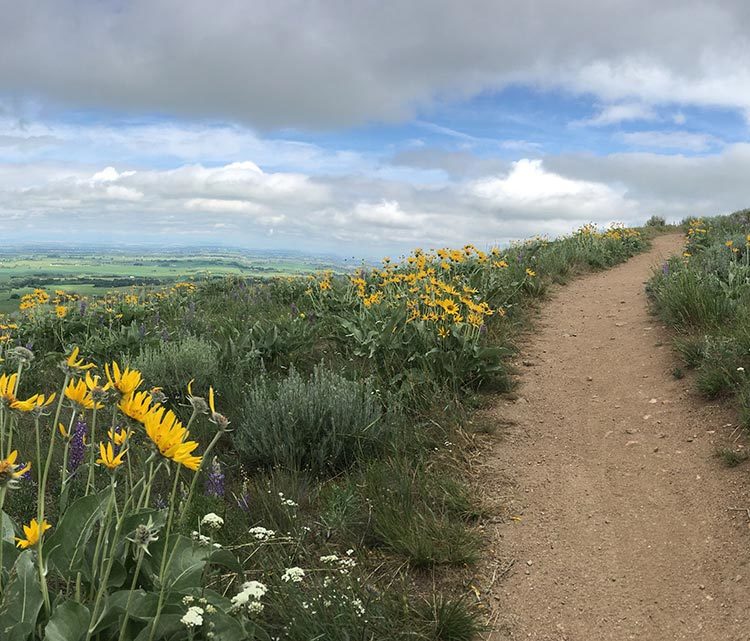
[484,233,750,640]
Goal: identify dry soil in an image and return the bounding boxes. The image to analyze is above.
[482,233,750,641]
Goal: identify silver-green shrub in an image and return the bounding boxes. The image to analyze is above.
[234,365,384,475]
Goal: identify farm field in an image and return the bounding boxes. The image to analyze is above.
[0,248,348,314]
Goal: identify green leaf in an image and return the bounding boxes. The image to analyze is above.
[1,511,15,543]
[0,540,20,574]
[44,601,91,641]
[161,535,209,593]
[132,614,183,641]
[0,550,44,639]
[46,490,109,580]
[207,548,243,575]
[89,589,160,635]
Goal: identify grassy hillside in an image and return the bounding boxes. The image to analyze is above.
[0,224,646,641]
[648,210,750,443]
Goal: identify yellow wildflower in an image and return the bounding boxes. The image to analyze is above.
[96,442,127,470]
[0,373,18,405]
[143,407,202,471]
[105,362,143,396]
[525,268,536,278]
[107,427,131,446]
[64,379,100,410]
[0,450,31,487]
[65,346,96,372]
[15,518,51,549]
[10,393,56,413]
[119,390,158,424]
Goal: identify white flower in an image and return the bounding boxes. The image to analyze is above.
[738,367,745,372]
[181,606,204,628]
[201,513,224,530]
[351,598,365,617]
[281,566,305,583]
[249,526,276,541]
[231,580,268,612]
[191,531,211,547]
[320,554,339,564]
[247,600,264,615]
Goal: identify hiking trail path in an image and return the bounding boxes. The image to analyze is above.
[482,233,750,641]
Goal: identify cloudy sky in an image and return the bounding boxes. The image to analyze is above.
[1,1,749,256]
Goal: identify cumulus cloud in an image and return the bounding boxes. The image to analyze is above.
[2,1,750,128]
[0,156,645,253]
[467,159,635,220]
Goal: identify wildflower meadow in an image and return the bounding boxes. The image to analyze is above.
[0,224,646,640]
[648,210,750,433]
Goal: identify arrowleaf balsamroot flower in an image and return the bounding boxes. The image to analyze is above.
[96,441,127,470]
[84,371,111,400]
[0,373,18,405]
[15,518,51,549]
[143,407,202,471]
[107,427,131,447]
[106,361,143,396]
[65,379,101,410]
[0,450,31,488]
[11,393,55,413]
[119,390,159,423]
[64,346,96,372]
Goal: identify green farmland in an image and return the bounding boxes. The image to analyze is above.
[0,248,348,314]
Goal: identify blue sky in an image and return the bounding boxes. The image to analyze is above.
[2,1,750,256]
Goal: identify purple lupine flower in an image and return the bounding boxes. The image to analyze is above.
[68,418,88,475]
[662,262,670,275]
[160,328,170,342]
[290,302,299,317]
[138,323,146,339]
[204,456,225,498]
[153,494,168,510]
[79,300,88,316]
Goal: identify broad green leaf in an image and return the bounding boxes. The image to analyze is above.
[132,613,183,641]
[0,550,44,639]
[1,511,15,543]
[207,548,243,575]
[46,490,109,580]
[44,601,91,641]
[0,540,20,573]
[210,610,249,641]
[161,535,209,593]
[89,589,160,635]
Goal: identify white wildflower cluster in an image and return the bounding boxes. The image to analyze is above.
[249,526,276,541]
[319,552,357,575]
[201,513,224,530]
[231,580,268,615]
[181,605,204,628]
[278,492,298,508]
[191,530,222,549]
[281,566,305,583]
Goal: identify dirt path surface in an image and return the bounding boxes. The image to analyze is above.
[483,233,750,641]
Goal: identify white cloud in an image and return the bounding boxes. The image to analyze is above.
[575,103,657,127]
[2,1,750,127]
[467,159,634,219]
[619,130,722,152]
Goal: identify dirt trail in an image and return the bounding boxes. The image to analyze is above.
[483,234,750,641]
